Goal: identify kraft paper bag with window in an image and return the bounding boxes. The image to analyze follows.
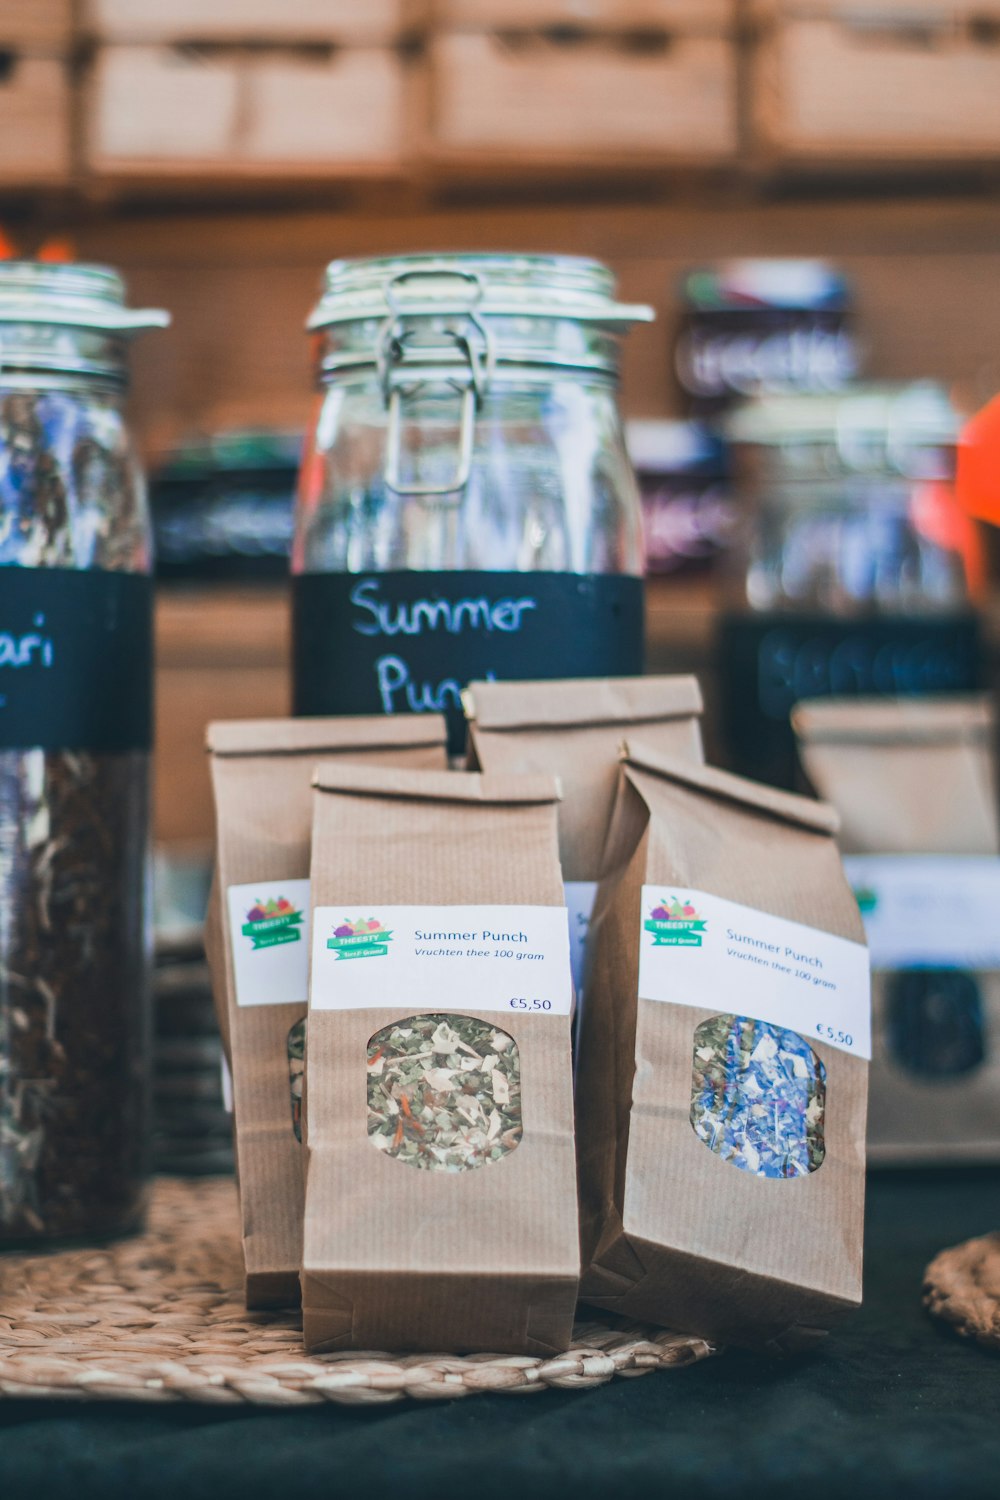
[794,694,1000,1165]
[792,696,998,856]
[464,676,704,992]
[577,742,870,1351]
[302,764,579,1355]
[205,715,447,1309]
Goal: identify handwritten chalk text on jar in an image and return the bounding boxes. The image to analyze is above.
[0,617,55,670]
[349,578,538,640]
[348,578,537,714]
[375,654,496,714]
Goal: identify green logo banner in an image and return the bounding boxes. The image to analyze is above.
[644,917,707,948]
[327,930,393,961]
[241,911,304,951]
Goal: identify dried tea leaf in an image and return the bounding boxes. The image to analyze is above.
[690,1013,826,1179]
[367,1013,522,1172]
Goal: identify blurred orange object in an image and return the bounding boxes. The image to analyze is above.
[957,393,1000,529]
[910,479,985,598]
[37,238,74,263]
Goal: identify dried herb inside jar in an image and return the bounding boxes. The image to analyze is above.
[366,1013,522,1172]
[0,750,149,1241]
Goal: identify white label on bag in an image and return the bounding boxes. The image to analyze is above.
[637,884,871,1058]
[310,904,573,1016]
[842,855,1000,970]
[227,878,312,1008]
[565,880,597,996]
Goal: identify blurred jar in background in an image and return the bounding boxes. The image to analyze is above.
[626,418,735,579]
[718,383,983,788]
[292,254,651,755]
[674,259,861,418]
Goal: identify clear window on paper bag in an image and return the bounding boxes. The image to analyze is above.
[691,1014,826,1179]
[288,1018,305,1142]
[887,970,986,1079]
[367,1014,522,1172]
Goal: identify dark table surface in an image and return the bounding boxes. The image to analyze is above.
[1,1168,998,1500]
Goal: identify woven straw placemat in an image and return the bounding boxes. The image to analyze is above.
[924,1232,1000,1354]
[0,1177,715,1406]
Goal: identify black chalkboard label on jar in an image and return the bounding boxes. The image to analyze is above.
[0,566,153,752]
[293,570,645,755]
[718,610,981,789]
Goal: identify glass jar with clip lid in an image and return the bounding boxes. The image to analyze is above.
[292,253,653,754]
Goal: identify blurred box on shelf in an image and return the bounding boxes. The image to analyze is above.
[673,260,860,417]
[85,0,421,46]
[750,1,1000,162]
[427,15,738,164]
[151,430,299,584]
[0,54,71,185]
[626,419,735,578]
[0,0,72,51]
[86,44,408,177]
[433,1,733,25]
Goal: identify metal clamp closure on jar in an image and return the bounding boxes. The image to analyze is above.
[307,253,654,500]
[377,268,496,497]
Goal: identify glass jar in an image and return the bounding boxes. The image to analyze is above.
[718,383,981,788]
[0,263,168,1244]
[292,254,652,754]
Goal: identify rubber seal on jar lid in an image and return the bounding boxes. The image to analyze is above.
[0,261,170,333]
[306,252,654,332]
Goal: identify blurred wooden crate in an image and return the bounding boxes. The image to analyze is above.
[0,53,72,185]
[750,2,1000,161]
[0,0,72,51]
[86,44,409,179]
[427,25,739,164]
[433,1,733,27]
[85,0,422,46]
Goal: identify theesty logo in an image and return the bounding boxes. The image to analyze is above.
[241,897,304,951]
[327,917,392,960]
[644,896,707,948]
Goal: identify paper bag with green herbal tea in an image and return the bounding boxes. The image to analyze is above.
[577,743,870,1351]
[464,675,703,991]
[205,715,447,1308]
[302,764,579,1355]
[794,694,1000,1164]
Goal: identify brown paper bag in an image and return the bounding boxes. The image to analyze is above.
[464,676,704,990]
[793,694,1000,1165]
[205,715,447,1308]
[302,764,579,1355]
[577,742,870,1351]
[792,696,998,856]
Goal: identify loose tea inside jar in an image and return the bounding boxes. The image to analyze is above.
[0,264,167,1246]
